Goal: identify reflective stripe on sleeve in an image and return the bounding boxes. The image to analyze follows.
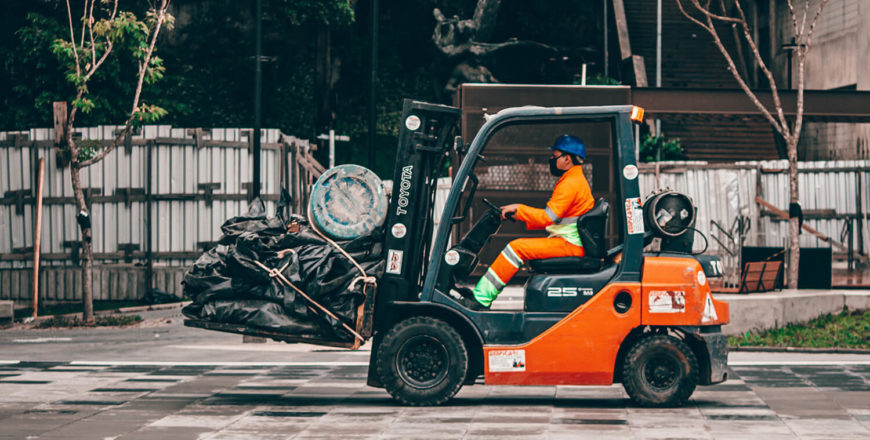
[544,206,561,223]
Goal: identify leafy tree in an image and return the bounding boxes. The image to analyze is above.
[53,0,173,323]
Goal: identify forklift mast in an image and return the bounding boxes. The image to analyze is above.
[378,100,462,306]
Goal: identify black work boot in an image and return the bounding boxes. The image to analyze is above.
[455,287,476,299]
[458,294,490,311]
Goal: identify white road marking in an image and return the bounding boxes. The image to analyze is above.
[67,361,370,367]
[12,337,73,343]
[168,344,370,354]
[730,361,870,366]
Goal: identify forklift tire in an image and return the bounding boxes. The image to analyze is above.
[376,316,468,406]
[622,334,698,408]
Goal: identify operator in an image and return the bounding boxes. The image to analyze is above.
[460,135,595,310]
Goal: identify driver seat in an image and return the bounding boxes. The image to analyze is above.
[526,198,609,273]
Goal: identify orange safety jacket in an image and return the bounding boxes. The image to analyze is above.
[515,165,594,230]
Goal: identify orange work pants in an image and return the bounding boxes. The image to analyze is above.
[472,237,585,306]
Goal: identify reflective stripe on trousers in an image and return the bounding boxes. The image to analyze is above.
[472,237,585,306]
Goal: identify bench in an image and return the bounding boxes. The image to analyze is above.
[0,301,12,322]
[713,261,782,294]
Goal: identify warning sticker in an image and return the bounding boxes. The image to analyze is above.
[488,349,526,372]
[625,197,645,235]
[702,293,719,323]
[648,290,686,313]
[386,249,403,275]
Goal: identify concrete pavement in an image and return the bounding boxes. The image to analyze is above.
[1,354,869,439]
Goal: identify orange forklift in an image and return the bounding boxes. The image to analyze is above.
[366,100,729,407]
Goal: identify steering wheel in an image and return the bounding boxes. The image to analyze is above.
[482,198,515,222]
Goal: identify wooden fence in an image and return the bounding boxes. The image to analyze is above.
[0,125,324,303]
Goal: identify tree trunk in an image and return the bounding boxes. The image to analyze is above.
[70,163,95,323]
[787,136,800,289]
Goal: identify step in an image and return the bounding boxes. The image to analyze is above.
[0,300,12,322]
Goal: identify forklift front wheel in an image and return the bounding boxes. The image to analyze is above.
[622,334,699,407]
[376,316,468,406]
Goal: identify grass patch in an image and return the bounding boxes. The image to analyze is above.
[37,314,143,328]
[729,309,870,349]
[15,301,145,320]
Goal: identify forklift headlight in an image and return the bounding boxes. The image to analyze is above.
[630,106,645,123]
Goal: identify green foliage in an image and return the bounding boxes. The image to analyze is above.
[3,0,624,177]
[582,74,622,86]
[76,139,102,162]
[269,0,355,26]
[133,103,168,125]
[2,9,71,129]
[729,309,870,349]
[640,133,685,163]
[52,5,169,123]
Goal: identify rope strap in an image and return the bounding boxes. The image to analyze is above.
[252,259,363,342]
[308,222,377,289]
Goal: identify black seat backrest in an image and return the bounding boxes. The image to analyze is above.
[577,198,609,258]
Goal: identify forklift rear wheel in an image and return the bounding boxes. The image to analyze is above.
[622,334,698,407]
[376,316,468,406]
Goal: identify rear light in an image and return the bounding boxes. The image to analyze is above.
[630,106,645,122]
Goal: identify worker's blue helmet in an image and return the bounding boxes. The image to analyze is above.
[549,135,586,159]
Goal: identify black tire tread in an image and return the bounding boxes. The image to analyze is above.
[622,333,698,408]
[375,316,468,406]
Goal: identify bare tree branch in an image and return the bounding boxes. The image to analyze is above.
[804,0,829,49]
[720,0,750,84]
[688,0,743,23]
[678,0,786,136]
[792,0,829,149]
[786,0,801,43]
[79,0,88,49]
[82,40,114,83]
[80,0,170,168]
[87,0,96,67]
[64,0,81,77]
[733,0,789,134]
[800,0,810,37]
[675,0,714,32]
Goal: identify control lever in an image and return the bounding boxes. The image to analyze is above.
[482,198,515,222]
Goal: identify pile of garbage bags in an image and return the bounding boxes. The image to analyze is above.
[182,198,384,341]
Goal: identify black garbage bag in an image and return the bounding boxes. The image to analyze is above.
[198,300,323,335]
[140,288,183,305]
[182,198,383,342]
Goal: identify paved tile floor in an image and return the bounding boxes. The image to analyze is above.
[1,361,869,439]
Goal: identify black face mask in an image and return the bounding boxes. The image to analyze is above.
[549,157,565,177]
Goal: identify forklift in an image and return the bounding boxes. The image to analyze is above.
[367,100,729,407]
[184,99,730,408]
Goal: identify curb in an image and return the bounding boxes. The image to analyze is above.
[17,301,190,324]
[729,345,870,354]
